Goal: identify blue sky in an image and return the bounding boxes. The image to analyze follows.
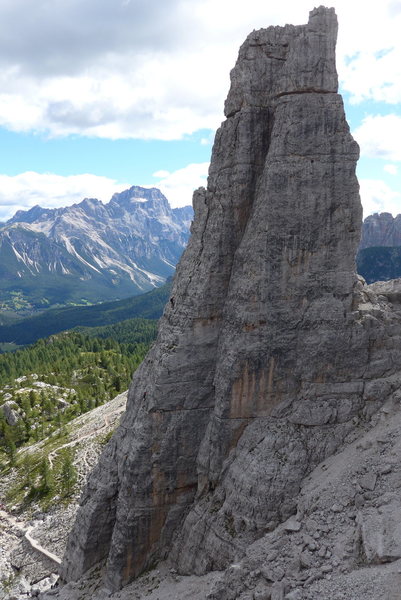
[0,0,401,220]
[0,129,211,180]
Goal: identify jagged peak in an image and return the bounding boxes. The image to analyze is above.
[109,185,171,211]
[6,186,192,226]
[224,4,338,117]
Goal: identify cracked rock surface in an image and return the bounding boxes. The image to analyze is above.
[58,6,401,598]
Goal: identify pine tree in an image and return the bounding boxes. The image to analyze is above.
[113,375,122,393]
[6,438,17,466]
[60,449,77,497]
[38,457,53,495]
[20,453,35,488]
[2,424,17,465]
[21,395,32,417]
[43,397,54,418]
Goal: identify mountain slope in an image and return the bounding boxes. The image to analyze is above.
[0,281,170,347]
[0,391,129,599]
[0,187,192,311]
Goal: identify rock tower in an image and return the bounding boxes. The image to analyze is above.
[61,6,401,593]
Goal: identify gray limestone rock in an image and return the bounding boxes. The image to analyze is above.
[357,501,401,564]
[60,5,401,596]
[284,519,302,533]
[1,400,21,426]
[359,472,377,491]
[360,212,401,249]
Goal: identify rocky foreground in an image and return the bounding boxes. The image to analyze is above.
[40,344,401,599]
[0,392,127,599]
[33,6,401,600]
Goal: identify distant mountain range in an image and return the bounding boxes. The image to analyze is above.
[0,186,192,312]
[357,212,401,283]
[359,212,401,249]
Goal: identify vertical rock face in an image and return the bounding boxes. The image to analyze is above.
[60,6,401,593]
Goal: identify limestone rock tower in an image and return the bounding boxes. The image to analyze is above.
[61,7,401,593]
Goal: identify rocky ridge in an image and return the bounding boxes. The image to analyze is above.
[360,212,401,249]
[48,6,401,600]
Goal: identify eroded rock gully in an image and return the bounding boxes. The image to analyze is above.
[60,6,401,596]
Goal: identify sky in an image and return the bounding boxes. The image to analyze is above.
[0,0,401,221]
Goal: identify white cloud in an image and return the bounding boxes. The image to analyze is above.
[200,133,214,146]
[0,0,233,139]
[334,1,401,105]
[0,172,129,221]
[353,114,401,162]
[0,0,399,140]
[150,163,209,208]
[359,178,401,217]
[384,164,398,175]
[152,170,170,179]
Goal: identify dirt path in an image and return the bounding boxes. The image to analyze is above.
[25,524,62,566]
[0,509,61,567]
[0,392,128,597]
[47,405,125,469]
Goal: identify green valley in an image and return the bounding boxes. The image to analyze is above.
[0,281,169,348]
[0,319,157,473]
